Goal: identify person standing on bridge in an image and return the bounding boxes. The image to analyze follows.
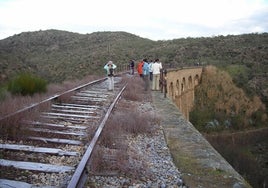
[151,58,162,90]
[142,59,150,91]
[137,59,144,77]
[148,59,153,81]
[129,59,135,75]
[104,61,117,91]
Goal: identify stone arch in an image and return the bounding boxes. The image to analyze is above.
[163,67,203,121]
[169,82,175,99]
[188,75,195,111]
[188,76,193,89]
[181,77,186,92]
[194,74,200,86]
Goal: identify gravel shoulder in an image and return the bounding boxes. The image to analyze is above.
[87,88,186,187]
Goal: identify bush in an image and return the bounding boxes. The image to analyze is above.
[0,87,8,101]
[189,108,213,131]
[8,73,47,96]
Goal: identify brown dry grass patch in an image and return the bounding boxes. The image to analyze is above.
[90,75,157,179]
[0,75,99,140]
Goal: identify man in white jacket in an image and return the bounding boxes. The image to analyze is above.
[151,59,162,90]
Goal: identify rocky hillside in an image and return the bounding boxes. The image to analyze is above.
[190,66,267,131]
[0,30,267,106]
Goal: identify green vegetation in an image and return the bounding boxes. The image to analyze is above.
[0,86,7,101]
[206,129,268,188]
[0,30,267,107]
[7,73,47,96]
[0,34,267,121]
[220,64,255,97]
[0,30,267,130]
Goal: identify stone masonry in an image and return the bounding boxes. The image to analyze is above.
[165,67,203,120]
[152,91,251,188]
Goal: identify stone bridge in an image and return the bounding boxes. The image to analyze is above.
[157,67,250,187]
[162,67,203,120]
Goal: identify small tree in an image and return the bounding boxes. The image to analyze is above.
[8,73,47,96]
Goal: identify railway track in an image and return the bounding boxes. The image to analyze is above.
[0,76,126,187]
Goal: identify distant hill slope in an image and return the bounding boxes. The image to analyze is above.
[0,30,267,105]
[0,29,155,83]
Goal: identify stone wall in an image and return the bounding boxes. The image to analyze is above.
[165,67,203,120]
[152,91,251,187]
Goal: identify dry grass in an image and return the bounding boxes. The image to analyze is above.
[0,100,51,140]
[192,65,267,130]
[0,75,100,117]
[111,110,155,135]
[55,91,75,103]
[90,76,157,179]
[90,108,156,178]
[0,75,100,140]
[121,76,146,102]
[0,113,25,140]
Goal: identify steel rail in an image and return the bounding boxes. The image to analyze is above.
[67,84,127,188]
[0,78,106,121]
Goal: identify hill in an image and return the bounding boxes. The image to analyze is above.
[0,29,155,83]
[0,30,267,106]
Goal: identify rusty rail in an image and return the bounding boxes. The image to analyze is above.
[67,84,127,188]
[0,78,106,121]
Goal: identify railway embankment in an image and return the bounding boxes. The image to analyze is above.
[151,91,251,188]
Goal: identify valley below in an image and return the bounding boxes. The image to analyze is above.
[205,127,268,188]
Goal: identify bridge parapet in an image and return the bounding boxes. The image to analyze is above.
[152,91,251,187]
[162,67,203,120]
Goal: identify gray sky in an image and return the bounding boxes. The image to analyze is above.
[0,0,268,40]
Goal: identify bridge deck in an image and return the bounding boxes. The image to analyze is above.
[151,91,251,188]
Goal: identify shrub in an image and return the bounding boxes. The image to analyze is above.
[189,108,213,131]
[8,73,47,96]
[251,109,266,127]
[0,86,8,101]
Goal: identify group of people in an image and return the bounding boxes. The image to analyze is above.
[136,58,163,91]
[104,58,163,91]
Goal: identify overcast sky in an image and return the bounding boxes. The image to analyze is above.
[0,0,268,41]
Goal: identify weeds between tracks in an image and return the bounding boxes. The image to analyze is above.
[90,76,160,179]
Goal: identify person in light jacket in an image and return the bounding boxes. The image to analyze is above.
[104,61,117,91]
[151,59,162,90]
[142,59,150,91]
